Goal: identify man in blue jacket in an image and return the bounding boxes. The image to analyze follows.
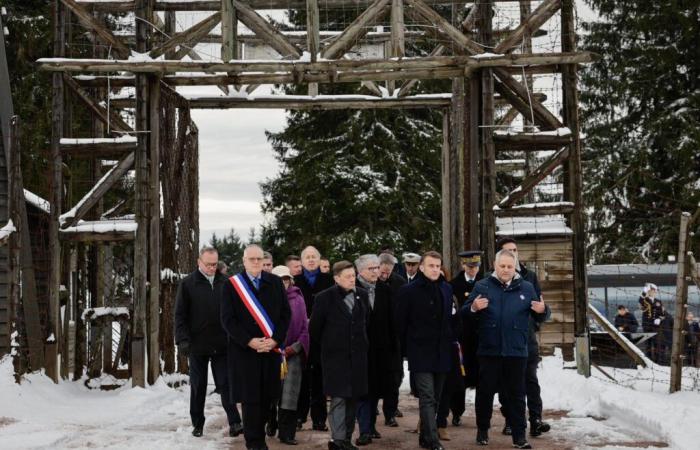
[463,249,547,449]
[396,251,454,450]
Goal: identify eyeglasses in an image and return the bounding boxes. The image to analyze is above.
[201,262,218,268]
[367,266,380,271]
[246,257,264,262]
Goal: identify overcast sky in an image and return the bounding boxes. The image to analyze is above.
[184,1,598,246]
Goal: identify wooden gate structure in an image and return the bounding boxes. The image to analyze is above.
[31,0,594,385]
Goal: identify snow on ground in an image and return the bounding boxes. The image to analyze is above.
[0,351,697,449]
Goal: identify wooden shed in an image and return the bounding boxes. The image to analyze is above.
[497,213,575,360]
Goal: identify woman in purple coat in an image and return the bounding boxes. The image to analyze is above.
[271,265,310,445]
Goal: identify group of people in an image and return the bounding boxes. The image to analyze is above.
[174,237,552,450]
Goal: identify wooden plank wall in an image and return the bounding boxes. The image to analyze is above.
[517,236,575,360]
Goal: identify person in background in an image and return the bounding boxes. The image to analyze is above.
[263,251,274,273]
[639,283,658,359]
[685,312,700,367]
[175,246,242,438]
[614,305,638,334]
[218,260,229,276]
[379,246,406,279]
[402,252,421,283]
[309,261,370,450]
[270,265,310,446]
[320,258,331,274]
[378,252,407,295]
[285,255,303,277]
[657,303,674,365]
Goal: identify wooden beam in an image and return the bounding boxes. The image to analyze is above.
[63,74,132,133]
[498,145,570,208]
[588,304,647,368]
[147,76,160,385]
[233,0,302,59]
[60,139,136,157]
[494,202,574,217]
[494,0,561,53]
[321,0,391,59]
[396,45,444,97]
[221,0,237,61]
[493,72,563,130]
[185,94,451,109]
[493,131,574,151]
[306,0,320,96]
[150,12,221,59]
[405,0,483,54]
[60,230,135,242]
[61,0,130,59]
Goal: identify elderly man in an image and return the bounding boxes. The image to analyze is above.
[175,246,242,438]
[309,261,370,450]
[262,251,274,273]
[402,252,421,283]
[295,245,335,430]
[397,251,454,450]
[378,252,407,294]
[464,250,546,449]
[354,254,402,446]
[221,244,291,450]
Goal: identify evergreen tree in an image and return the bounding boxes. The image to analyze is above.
[210,229,245,273]
[581,0,700,263]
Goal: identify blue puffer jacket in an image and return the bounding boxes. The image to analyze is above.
[462,274,546,358]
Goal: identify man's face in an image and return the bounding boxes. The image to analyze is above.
[320,259,330,273]
[262,258,273,272]
[302,248,320,271]
[648,288,657,298]
[465,264,480,279]
[287,260,302,276]
[335,268,356,291]
[494,255,516,283]
[420,256,442,281]
[618,308,627,316]
[243,247,264,277]
[688,312,695,322]
[359,262,380,284]
[378,263,393,281]
[405,262,419,276]
[501,242,519,265]
[198,251,218,277]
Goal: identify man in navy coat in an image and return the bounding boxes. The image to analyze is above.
[463,249,547,449]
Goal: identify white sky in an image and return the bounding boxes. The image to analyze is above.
[189,1,598,246]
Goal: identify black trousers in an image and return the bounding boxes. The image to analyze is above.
[243,402,271,449]
[310,363,328,425]
[501,353,543,424]
[188,353,241,428]
[278,408,297,440]
[297,367,311,423]
[476,356,527,441]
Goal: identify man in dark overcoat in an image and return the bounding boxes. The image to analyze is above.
[221,244,291,450]
[295,245,335,430]
[354,254,402,446]
[396,251,454,450]
[174,246,242,438]
[464,249,547,449]
[309,261,370,450]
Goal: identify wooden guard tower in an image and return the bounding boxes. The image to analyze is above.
[34,0,593,385]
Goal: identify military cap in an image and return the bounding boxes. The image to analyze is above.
[402,252,421,263]
[458,250,482,266]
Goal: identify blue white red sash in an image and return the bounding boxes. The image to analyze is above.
[230,273,275,338]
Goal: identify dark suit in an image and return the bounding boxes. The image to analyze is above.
[221,271,291,449]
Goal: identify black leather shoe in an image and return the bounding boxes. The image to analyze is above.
[476,428,489,445]
[192,427,203,437]
[280,437,298,445]
[419,435,430,449]
[230,423,243,437]
[452,416,462,426]
[370,428,381,439]
[266,422,277,437]
[502,425,512,435]
[513,439,533,449]
[530,420,550,437]
[385,417,398,427]
[313,422,329,431]
[355,433,372,446]
[395,409,403,418]
[431,444,445,450]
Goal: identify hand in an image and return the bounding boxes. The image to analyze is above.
[284,347,296,358]
[248,337,267,351]
[531,298,545,314]
[177,341,190,358]
[472,295,489,311]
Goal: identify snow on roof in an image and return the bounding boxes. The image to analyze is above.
[81,307,130,322]
[60,220,137,234]
[24,189,50,214]
[496,215,573,236]
[493,127,572,136]
[59,137,136,145]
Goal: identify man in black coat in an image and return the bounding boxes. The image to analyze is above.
[221,244,291,450]
[294,245,335,430]
[446,250,483,426]
[396,251,454,450]
[354,254,402,446]
[614,305,639,334]
[174,246,242,438]
[309,261,370,450]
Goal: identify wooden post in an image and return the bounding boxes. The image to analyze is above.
[147,77,161,384]
[132,0,152,388]
[445,78,465,276]
[387,0,404,94]
[306,0,320,96]
[670,212,691,393]
[479,1,496,271]
[222,0,237,62]
[464,74,480,250]
[519,0,536,203]
[561,0,590,377]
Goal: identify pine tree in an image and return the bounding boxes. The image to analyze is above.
[210,229,245,273]
[581,0,700,263]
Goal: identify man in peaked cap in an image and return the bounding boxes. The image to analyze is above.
[402,253,421,283]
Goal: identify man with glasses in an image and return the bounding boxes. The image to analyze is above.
[175,246,242,438]
[221,244,291,450]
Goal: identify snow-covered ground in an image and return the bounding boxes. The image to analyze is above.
[0,351,697,449]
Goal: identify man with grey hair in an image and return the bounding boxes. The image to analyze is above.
[353,255,401,445]
[378,252,407,294]
[295,245,335,430]
[175,246,242,438]
[464,250,547,449]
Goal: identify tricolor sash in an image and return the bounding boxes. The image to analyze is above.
[229,274,287,379]
[455,342,466,377]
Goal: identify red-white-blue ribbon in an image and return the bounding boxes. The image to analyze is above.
[230,273,275,338]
